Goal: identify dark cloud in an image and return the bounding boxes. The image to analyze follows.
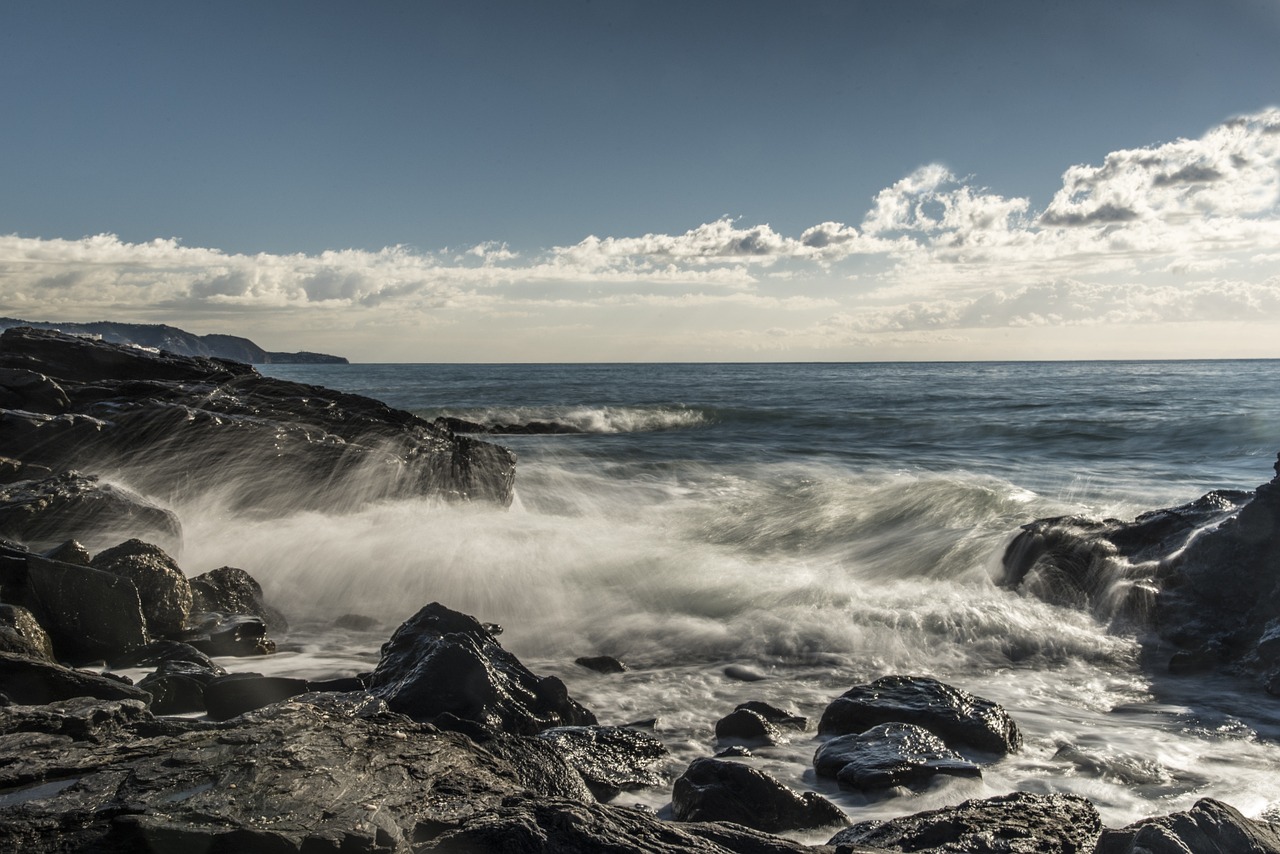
[1152,164,1225,186]
[1039,203,1140,227]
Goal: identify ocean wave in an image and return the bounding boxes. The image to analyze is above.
[424,404,709,434]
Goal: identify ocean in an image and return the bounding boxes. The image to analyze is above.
[168,360,1280,835]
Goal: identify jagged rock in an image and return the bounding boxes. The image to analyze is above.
[0,651,151,706]
[1096,798,1280,853]
[535,725,669,801]
[0,604,55,661]
[576,654,629,673]
[40,539,91,566]
[813,723,982,791]
[0,473,181,554]
[736,700,807,730]
[0,696,594,852]
[715,708,784,746]
[0,457,52,485]
[828,791,1102,853]
[108,639,221,671]
[20,553,150,662]
[818,675,1022,756]
[423,796,832,853]
[672,757,849,834]
[91,539,191,637]
[0,326,515,511]
[0,696,155,741]
[365,601,597,735]
[189,566,288,634]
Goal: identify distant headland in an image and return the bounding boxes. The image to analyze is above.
[0,318,347,365]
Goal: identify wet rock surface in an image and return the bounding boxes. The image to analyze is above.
[0,472,181,554]
[715,707,785,746]
[0,651,151,706]
[814,722,982,791]
[1096,798,1280,854]
[818,675,1023,756]
[90,538,192,637]
[190,565,289,633]
[535,724,669,801]
[672,757,849,834]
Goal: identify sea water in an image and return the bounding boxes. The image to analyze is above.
[164,360,1280,835]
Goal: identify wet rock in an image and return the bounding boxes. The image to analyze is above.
[828,791,1102,853]
[0,326,516,510]
[0,651,151,706]
[724,664,768,682]
[137,658,226,715]
[0,457,52,485]
[715,708,784,746]
[0,604,55,661]
[535,725,669,801]
[576,654,629,674]
[333,613,381,631]
[189,565,288,634]
[1096,798,1280,854]
[818,675,1022,756]
[0,696,155,741]
[672,757,849,834]
[0,696,594,853]
[40,539,90,566]
[813,723,982,791]
[736,700,807,730]
[434,415,586,435]
[108,639,221,671]
[91,539,191,637]
[202,672,311,720]
[0,367,70,413]
[715,745,754,758]
[0,472,181,554]
[366,601,597,734]
[179,612,276,657]
[22,553,149,662]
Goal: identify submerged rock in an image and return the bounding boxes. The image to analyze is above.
[671,756,849,834]
[366,601,597,735]
[828,791,1102,853]
[818,675,1023,756]
[575,654,629,674]
[814,723,982,791]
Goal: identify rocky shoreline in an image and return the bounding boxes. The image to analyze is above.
[2,328,1279,852]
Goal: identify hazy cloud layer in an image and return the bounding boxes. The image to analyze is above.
[2,108,1278,359]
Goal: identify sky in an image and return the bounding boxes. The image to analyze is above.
[1,0,1279,362]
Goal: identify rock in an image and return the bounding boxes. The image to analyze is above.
[434,415,587,435]
[180,612,276,657]
[366,601,597,734]
[91,539,192,637]
[1096,798,1280,854]
[202,672,311,720]
[108,639,222,671]
[424,795,831,853]
[0,457,52,485]
[136,659,226,715]
[334,613,381,631]
[724,664,768,682]
[0,604,55,661]
[818,675,1022,756]
[535,725,669,801]
[0,367,70,412]
[0,696,155,741]
[0,472,181,554]
[40,539,90,566]
[0,695,595,852]
[715,708,784,746]
[828,791,1102,853]
[21,553,150,662]
[0,326,515,511]
[813,723,982,791]
[672,756,849,834]
[715,745,754,758]
[189,565,288,634]
[736,700,807,730]
[576,654,629,673]
[0,651,151,706]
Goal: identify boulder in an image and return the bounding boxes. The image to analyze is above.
[671,757,849,834]
[0,472,181,554]
[136,658,226,715]
[813,723,982,791]
[736,700,807,730]
[0,651,151,706]
[0,326,516,511]
[1096,798,1280,853]
[535,725,669,801]
[576,654,629,674]
[40,539,91,566]
[179,612,276,657]
[108,639,221,671]
[828,791,1102,853]
[715,708,784,746]
[91,539,191,637]
[21,553,150,662]
[189,565,288,634]
[365,602,597,735]
[818,675,1023,756]
[0,696,155,741]
[0,604,55,661]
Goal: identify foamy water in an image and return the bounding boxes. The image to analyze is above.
[128,360,1280,833]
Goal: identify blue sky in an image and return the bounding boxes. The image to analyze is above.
[2,1,1279,361]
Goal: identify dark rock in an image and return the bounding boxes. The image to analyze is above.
[672,757,849,834]
[715,745,754,758]
[828,791,1102,853]
[137,658,225,715]
[0,456,52,485]
[109,639,222,671]
[423,795,828,854]
[0,604,55,661]
[818,675,1022,756]
[334,613,381,631]
[22,553,150,661]
[434,415,587,435]
[0,367,70,412]
[179,611,276,656]
[202,672,311,720]
[535,725,669,801]
[724,664,768,682]
[40,539,91,566]
[189,565,288,634]
[1096,798,1280,854]
[576,654,629,673]
[366,601,597,734]
[90,538,191,637]
[715,708,784,746]
[0,326,515,511]
[0,472,181,554]
[0,695,595,852]
[813,723,982,791]
[736,700,807,730]
[0,651,151,705]
[0,696,155,741]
